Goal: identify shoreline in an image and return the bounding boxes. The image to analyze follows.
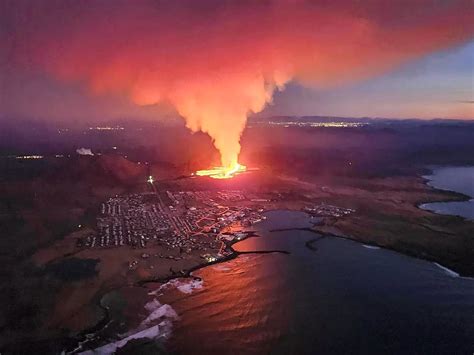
[298,224,474,278]
[137,232,289,286]
[302,169,474,278]
[415,169,472,214]
[66,230,290,353]
[64,197,473,353]
[270,170,474,277]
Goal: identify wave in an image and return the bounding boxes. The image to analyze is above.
[80,324,163,355]
[142,300,179,326]
[362,244,380,250]
[433,262,460,277]
[149,278,204,296]
[212,264,231,272]
[80,299,178,355]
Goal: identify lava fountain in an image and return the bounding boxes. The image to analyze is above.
[196,163,247,179]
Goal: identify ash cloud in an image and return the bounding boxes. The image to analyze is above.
[2,0,473,167]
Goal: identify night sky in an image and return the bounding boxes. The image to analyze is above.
[1,0,473,123]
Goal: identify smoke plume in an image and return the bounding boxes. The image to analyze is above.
[76,148,94,156]
[2,0,473,167]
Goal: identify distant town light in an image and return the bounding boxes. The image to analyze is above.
[88,126,124,131]
[249,120,368,128]
[147,175,154,184]
[15,155,44,160]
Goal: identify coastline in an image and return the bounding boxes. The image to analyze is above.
[280,225,474,280]
[303,171,474,278]
[7,168,474,353]
[416,167,472,211]
[310,226,474,278]
[39,196,474,353]
[66,229,291,353]
[138,232,290,286]
[268,171,474,278]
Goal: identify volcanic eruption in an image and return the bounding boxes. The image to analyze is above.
[3,0,473,178]
[196,163,247,180]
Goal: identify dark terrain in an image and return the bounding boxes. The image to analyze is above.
[0,117,473,352]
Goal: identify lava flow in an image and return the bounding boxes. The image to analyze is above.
[196,163,247,179]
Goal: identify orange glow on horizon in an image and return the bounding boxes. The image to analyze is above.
[6,0,473,164]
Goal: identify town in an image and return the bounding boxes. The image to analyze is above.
[78,190,267,254]
[303,203,355,217]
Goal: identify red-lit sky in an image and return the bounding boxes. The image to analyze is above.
[1,0,473,124]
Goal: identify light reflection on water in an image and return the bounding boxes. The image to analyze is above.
[162,211,474,355]
[162,254,291,354]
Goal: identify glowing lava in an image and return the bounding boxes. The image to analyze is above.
[196,163,247,179]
